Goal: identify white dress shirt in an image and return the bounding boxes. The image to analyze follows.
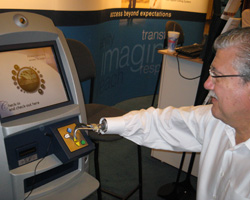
[101,105,250,200]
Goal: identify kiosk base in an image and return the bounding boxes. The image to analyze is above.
[31,172,99,200]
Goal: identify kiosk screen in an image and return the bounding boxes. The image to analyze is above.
[0,42,70,120]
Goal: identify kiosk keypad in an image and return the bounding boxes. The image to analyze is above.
[57,123,88,152]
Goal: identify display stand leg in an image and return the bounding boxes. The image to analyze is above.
[157,153,196,200]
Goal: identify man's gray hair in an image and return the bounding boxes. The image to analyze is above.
[214,27,250,82]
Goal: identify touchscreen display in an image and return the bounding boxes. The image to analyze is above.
[0,45,69,119]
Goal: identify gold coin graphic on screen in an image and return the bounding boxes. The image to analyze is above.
[12,65,46,95]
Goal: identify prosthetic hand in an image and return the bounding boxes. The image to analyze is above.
[73,119,107,140]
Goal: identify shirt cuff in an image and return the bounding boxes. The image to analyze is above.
[99,116,125,135]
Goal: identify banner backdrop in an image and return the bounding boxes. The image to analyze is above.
[0,0,210,105]
[1,0,208,12]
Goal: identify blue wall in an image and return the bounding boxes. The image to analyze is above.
[59,18,205,105]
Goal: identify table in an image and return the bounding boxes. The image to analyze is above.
[151,49,203,176]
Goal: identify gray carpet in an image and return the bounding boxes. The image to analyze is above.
[85,95,197,200]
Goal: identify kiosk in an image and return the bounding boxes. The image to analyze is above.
[0,12,99,200]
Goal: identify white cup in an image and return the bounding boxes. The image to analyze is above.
[167,31,180,52]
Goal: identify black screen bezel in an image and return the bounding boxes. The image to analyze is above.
[0,40,74,123]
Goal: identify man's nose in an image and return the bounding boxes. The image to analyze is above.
[204,75,214,90]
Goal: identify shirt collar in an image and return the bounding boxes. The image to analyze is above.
[225,125,250,150]
[225,125,236,146]
[244,138,250,150]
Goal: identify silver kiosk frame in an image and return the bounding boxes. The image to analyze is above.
[0,12,99,200]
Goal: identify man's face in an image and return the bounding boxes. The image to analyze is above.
[204,47,250,127]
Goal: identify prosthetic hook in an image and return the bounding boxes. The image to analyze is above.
[73,120,107,140]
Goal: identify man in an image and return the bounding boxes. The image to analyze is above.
[98,27,250,199]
